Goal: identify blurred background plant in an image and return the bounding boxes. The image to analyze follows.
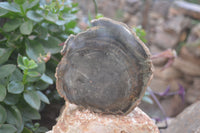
[0,0,79,132]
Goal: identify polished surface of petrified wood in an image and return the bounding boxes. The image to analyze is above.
[56,18,153,114]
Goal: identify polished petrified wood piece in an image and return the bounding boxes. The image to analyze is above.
[56,18,153,114]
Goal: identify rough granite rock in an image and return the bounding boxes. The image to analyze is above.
[163,101,200,133]
[47,102,159,133]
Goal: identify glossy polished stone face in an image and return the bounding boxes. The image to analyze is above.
[56,18,153,114]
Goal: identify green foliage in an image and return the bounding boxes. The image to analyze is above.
[0,0,78,132]
[185,0,200,4]
[133,26,147,43]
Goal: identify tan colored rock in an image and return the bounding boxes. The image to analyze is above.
[150,46,168,66]
[150,78,169,93]
[153,15,191,49]
[179,46,200,66]
[163,101,200,133]
[164,15,191,34]
[152,1,172,18]
[127,12,142,26]
[49,102,159,133]
[124,0,142,14]
[173,57,200,76]
[193,78,200,90]
[186,78,200,104]
[186,88,200,104]
[150,76,189,92]
[153,26,179,49]
[153,67,183,80]
[169,79,190,91]
[187,23,200,43]
[169,1,200,20]
[161,95,186,117]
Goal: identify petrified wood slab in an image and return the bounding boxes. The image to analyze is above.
[56,18,153,114]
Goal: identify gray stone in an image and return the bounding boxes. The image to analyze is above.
[163,101,200,133]
[152,15,191,49]
[124,0,142,14]
[173,57,200,76]
[169,1,200,20]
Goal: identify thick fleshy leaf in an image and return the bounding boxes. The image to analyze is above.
[27,71,40,77]
[0,64,16,79]
[10,68,23,81]
[14,0,26,5]
[0,124,17,133]
[41,36,62,54]
[22,56,29,67]
[19,104,41,120]
[65,20,77,29]
[8,81,24,94]
[0,2,20,12]
[35,80,49,90]
[3,94,20,105]
[40,73,53,84]
[35,127,48,133]
[6,106,24,133]
[3,19,22,32]
[0,8,8,16]
[0,48,13,65]
[31,62,45,75]
[20,21,33,35]
[36,26,48,39]
[36,91,49,104]
[55,20,68,25]
[22,0,39,10]
[0,104,7,124]
[17,55,28,70]
[22,127,32,133]
[27,60,38,69]
[26,62,45,82]
[26,10,43,22]
[25,40,45,61]
[0,84,6,101]
[23,90,41,110]
[44,12,58,23]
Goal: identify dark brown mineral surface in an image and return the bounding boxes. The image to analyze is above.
[56,18,153,114]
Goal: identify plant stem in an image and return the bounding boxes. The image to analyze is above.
[23,69,28,84]
[92,0,98,15]
[20,5,25,16]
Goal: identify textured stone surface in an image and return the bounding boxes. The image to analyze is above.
[186,78,200,104]
[153,15,190,49]
[56,18,153,115]
[153,25,179,49]
[153,67,183,80]
[169,1,200,20]
[163,101,200,133]
[48,102,159,133]
[173,57,200,76]
[187,24,200,43]
[161,95,186,117]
